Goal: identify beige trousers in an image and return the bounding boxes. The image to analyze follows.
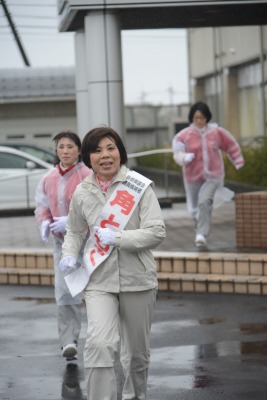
[83,289,157,400]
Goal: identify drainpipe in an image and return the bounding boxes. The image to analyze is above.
[213,27,220,122]
[260,26,266,136]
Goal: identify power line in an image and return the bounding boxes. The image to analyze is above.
[0,25,57,30]
[1,0,30,66]
[7,2,56,6]
[12,14,57,19]
[8,24,57,29]
[0,31,72,37]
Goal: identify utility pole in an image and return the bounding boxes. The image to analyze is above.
[140,91,147,104]
[168,85,174,105]
[1,0,30,66]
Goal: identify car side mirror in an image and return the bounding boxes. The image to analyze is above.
[25,160,37,170]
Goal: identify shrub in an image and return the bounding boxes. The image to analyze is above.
[224,141,267,186]
[135,142,267,187]
[135,147,181,172]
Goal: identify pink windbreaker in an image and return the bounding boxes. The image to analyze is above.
[172,123,244,183]
[35,162,91,229]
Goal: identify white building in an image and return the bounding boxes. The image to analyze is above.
[188,26,267,141]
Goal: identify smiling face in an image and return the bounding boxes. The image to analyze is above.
[89,136,121,181]
[56,138,80,168]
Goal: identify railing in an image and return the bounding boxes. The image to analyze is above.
[0,168,53,209]
[128,148,174,198]
[0,149,176,210]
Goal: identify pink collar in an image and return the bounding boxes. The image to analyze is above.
[96,176,113,192]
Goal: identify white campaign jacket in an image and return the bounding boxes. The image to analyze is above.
[62,165,166,293]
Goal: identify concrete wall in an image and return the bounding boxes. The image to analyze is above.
[0,101,189,154]
[0,100,77,149]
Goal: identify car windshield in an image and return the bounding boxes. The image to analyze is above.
[0,151,45,169]
[18,146,55,164]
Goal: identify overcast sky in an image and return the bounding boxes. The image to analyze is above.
[0,1,189,105]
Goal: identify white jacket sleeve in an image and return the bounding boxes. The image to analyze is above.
[172,136,186,166]
[115,185,166,251]
[62,192,89,259]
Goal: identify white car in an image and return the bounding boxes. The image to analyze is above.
[0,146,53,210]
[0,142,56,164]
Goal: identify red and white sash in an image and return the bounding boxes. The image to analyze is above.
[65,170,152,297]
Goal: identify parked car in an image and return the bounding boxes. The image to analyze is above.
[0,146,52,210]
[0,142,56,165]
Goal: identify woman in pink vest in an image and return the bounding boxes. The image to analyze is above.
[172,101,244,247]
[35,131,91,361]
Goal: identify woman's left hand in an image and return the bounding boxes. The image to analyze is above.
[50,216,68,234]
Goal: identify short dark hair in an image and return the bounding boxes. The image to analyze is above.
[53,130,82,164]
[81,126,128,169]
[188,101,212,123]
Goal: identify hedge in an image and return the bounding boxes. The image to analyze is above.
[135,141,267,187]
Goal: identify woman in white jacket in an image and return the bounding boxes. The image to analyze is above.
[59,126,166,400]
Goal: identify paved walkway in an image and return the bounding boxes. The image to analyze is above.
[0,200,263,254]
[0,200,236,251]
[160,200,237,253]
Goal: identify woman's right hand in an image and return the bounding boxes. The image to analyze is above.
[59,256,77,273]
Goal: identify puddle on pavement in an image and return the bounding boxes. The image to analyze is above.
[151,320,198,336]
[153,318,267,337]
[199,317,226,325]
[240,340,267,355]
[12,296,55,304]
[148,374,195,390]
[151,317,226,336]
[149,338,267,391]
[149,346,216,390]
[240,323,267,334]
[193,371,215,388]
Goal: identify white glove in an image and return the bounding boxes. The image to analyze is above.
[50,216,68,234]
[173,152,183,166]
[59,256,77,273]
[183,153,195,165]
[40,220,50,243]
[95,227,116,246]
[235,163,244,170]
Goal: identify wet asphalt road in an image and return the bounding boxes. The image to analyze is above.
[1,285,267,400]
